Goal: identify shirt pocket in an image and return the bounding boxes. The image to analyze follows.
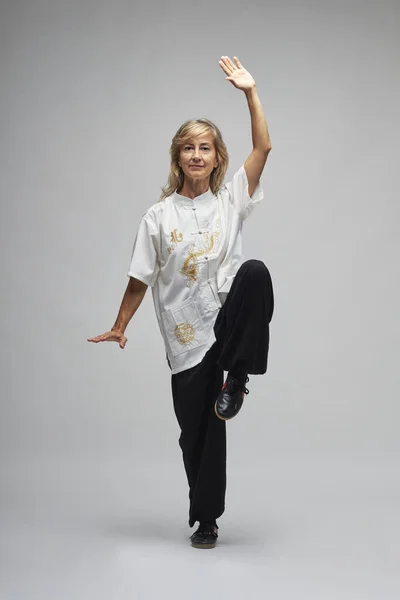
[161,297,208,357]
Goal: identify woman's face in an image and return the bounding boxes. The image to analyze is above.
[178,133,218,183]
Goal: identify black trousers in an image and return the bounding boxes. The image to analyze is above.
[170,259,274,527]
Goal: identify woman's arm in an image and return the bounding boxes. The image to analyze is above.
[245,86,271,156]
[87,276,148,348]
[244,87,271,196]
[111,277,148,334]
[219,55,271,197]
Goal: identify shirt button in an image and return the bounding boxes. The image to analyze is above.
[192,207,196,211]
[205,256,208,260]
[198,231,202,234]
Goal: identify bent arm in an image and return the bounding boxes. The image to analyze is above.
[111,276,148,334]
[244,86,271,197]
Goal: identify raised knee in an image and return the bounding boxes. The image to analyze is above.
[241,259,268,275]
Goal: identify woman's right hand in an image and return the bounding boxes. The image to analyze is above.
[87,329,127,349]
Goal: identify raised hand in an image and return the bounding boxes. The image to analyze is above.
[218,56,256,91]
[87,329,127,349]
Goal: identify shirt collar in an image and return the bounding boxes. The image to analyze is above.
[173,187,216,208]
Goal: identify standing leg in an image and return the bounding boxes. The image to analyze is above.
[171,341,225,527]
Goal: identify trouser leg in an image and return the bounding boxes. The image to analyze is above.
[171,341,225,527]
[214,259,274,375]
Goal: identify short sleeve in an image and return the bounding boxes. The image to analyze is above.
[127,216,160,287]
[224,164,263,221]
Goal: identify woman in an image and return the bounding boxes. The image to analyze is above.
[88,55,274,549]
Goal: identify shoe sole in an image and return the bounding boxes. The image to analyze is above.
[191,542,217,549]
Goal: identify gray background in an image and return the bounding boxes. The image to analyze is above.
[1,0,399,598]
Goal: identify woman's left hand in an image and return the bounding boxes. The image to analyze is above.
[219,56,256,91]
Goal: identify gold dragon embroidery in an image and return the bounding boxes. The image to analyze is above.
[180,230,221,285]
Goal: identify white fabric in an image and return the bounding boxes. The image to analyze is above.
[127,163,263,374]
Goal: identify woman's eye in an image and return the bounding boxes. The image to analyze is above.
[184,146,210,151]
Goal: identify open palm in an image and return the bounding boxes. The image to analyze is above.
[219,56,256,91]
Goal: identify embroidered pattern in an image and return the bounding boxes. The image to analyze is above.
[167,229,183,254]
[174,322,195,344]
[180,229,221,285]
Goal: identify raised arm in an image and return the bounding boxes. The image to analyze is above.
[218,55,271,197]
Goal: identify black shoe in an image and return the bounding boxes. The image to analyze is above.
[190,523,219,549]
[214,373,250,420]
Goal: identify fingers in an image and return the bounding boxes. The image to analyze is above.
[220,56,235,74]
[218,59,229,76]
[87,332,128,347]
[87,333,112,343]
[225,56,236,71]
[119,334,128,349]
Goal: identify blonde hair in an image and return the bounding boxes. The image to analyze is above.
[159,118,229,201]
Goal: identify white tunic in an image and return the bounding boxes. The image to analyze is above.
[127,163,263,374]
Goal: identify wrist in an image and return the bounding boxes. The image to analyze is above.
[112,325,125,334]
[244,85,257,97]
